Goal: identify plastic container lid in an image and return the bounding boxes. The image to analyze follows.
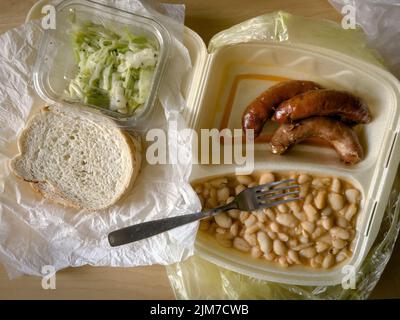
[33,0,171,128]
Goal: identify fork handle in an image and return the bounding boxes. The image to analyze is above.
[108,203,236,247]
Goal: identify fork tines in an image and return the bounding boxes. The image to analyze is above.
[253,179,301,208]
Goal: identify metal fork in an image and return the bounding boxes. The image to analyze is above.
[108,179,301,247]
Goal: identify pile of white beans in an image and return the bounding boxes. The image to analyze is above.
[194,172,361,269]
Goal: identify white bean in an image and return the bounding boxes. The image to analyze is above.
[270,222,280,233]
[288,250,301,264]
[331,178,341,193]
[332,238,347,249]
[273,239,287,256]
[345,189,361,204]
[311,227,325,239]
[336,216,349,228]
[328,193,345,211]
[345,204,358,221]
[322,254,335,269]
[233,237,251,252]
[330,227,350,240]
[230,221,239,237]
[321,178,331,186]
[239,211,250,223]
[293,210,307,222]
[263,252,276,261]
[299,235,310,244]
[303,204,319,222]
[228,209,240,219]
[236,175,253,186]
[292,243,313,251]
[321,207,333,216]
[259,172,275,185]
[336,251,348,263]
[244,233,257,246]
[277,204,289,213]
[276,213,298,228]
[244,214,257,227]
[314,190,327,209]
[210,188,217,200]
[278,256,289,268]
[300,247,317,259]
[216,227,226,234]
[299,184,310,198]
[235,184,246,195]
[226,196,235,204]
[331,247,340,255]
[294,226,302,236]
[338,205,347,217]
[278,232,289,242]
[304,194,314,205]
[317,233,332,244]
[321,216,334,230]
[288,239,299,249]
[312,178,325,189]
[315,241,330,253]
[310,257,321,268]
[264,208,276,221]
[209,177,228,188]
[245,224,259,235]
[257,222,267,232]
[217,187,230,202]
[298,174,311,184]
[287,201,301,213]
[251,246,263,258]
[206,198,218,209]
[267,230,278,240]
[214,212,232,228]
[257,231,272,253]
[301,221,316,234]
[254,211,266,223]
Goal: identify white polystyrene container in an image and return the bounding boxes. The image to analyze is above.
[182,34,400,286]
[28,2,400,286]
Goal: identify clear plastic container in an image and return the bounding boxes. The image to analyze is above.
[33,0,171,128]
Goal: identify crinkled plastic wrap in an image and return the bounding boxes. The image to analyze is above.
[0,0,202,278]
[166,11,400,300]
[329,0,400,79]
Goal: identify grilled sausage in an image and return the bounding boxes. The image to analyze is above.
[273,89,371,124]
[242,80,323,137]
[270,117,363,164]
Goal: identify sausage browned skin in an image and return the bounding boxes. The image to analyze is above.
[242,80,323,137]
[273,89,372,124]
[270,117,363,164]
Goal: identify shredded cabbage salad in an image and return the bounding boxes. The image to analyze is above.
[67,22,159,115]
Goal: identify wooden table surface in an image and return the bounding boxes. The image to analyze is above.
[0,0,399,300]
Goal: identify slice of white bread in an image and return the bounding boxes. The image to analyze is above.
[10,106,141,211]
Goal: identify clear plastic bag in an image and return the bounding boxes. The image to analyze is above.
[329,0,400,79]
[166,11,400,300]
